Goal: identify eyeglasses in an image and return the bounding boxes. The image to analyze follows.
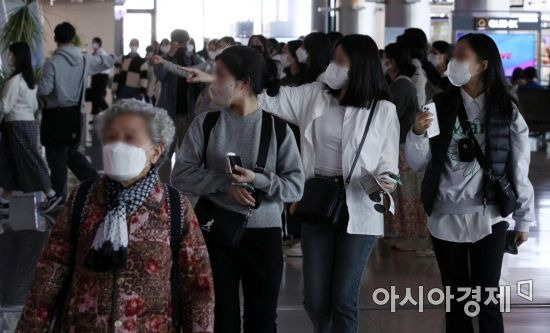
[369,192,391,214]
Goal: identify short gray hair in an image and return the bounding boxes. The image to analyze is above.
[96,99,175,159]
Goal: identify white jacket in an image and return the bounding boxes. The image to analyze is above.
[0,73,38,123]
[259,82,400,235]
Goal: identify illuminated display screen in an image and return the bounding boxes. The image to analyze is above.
[457,32,536,76]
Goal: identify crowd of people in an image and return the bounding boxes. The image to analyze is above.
[0,20,536,333]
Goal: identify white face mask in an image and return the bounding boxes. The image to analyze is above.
[160,45,170,54]
[208,50,217,60]
[446,58,472,87]
[186,44,194,53]
[130,46,139,53]
[91,42,100,50]
[296,47,308,64]
[324,62,349,90]
[102,141,152,182]
[209,80,236,107]
[280,54,294,69]
[428,53,444,68]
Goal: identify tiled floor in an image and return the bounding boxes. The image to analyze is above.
[1,139,549,332]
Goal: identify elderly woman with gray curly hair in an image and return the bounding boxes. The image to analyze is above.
[16,99,214,333]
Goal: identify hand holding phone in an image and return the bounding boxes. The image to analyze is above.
[421,103,440,138]
[226,152,243,174]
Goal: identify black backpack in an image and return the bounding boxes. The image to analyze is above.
[64,178,184,331]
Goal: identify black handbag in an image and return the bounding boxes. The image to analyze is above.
[194,111,281,248]
[40,56,86,146]
[457,107,519,217]
[294,100,377,225]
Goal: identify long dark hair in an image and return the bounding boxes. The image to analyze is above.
[303,32,332,83]
[283,40,307,76]
[384,43,417,78]
[9,42,35,90]
[398,28,442,88]
[216,45,279,96]
[336,34,391,108]
[248,34,278,82]
[458,33,516,118]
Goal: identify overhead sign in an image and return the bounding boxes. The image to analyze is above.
[474,17,540,31]
[475,17,520,30]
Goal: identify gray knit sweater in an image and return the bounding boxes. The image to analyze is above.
[171,108,305,228]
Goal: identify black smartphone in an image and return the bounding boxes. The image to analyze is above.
[226,153,243,174]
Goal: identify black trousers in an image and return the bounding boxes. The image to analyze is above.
[431,221,508,333]
[45,144,98,198]
[206,227,284,333]
[89,74,109,115]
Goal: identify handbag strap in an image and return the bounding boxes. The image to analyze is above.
[77,56,87,108]
[345,100,377,185]
[456,105,497,181]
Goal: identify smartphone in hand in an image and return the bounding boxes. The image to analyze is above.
[226,152,243,174]
[422,102,440,138]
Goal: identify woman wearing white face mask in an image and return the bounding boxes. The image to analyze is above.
[261,33,399,333]
[427,40,453,92]
[17,99,215,332]
[180,35,399,333]
[172,46,304,333]
[406,33,535,333]
[280,40,308,87]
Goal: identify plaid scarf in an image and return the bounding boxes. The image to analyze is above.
[85,167,159,272]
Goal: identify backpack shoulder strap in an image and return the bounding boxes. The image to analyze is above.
[70,177,96,245]
[255,111,274,173]
[271,114,287,153]
[51,177,96,329]
[202,111,221,160]
[165,184,183,331]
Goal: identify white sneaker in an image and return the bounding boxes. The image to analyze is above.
[284,242,303,257]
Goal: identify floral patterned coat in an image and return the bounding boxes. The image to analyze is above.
[16,178,214,333]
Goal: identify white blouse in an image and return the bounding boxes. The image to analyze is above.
[312,99,344,176]
[259,82,400,236]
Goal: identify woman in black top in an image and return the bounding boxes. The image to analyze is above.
[280,40,308,87]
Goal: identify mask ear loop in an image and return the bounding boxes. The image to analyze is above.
[142,143,162,168]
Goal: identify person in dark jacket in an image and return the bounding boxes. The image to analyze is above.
[280,40,308,87]
[112,38,148,100]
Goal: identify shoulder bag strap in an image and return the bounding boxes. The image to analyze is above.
[456,105,496,180]
[166,184,183,332]
[254,111,274,173]
[78,56,87,108]
[345,100,377,185]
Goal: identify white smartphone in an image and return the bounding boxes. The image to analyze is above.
[422,102,440,138]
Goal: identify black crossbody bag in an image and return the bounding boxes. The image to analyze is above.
[194,111,285,248]
[457,107,519,217]
[294,100,377,225]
